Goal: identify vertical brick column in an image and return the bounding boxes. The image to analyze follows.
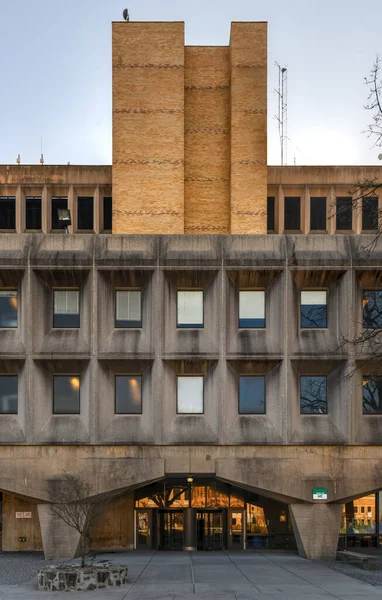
[289,503,342,560]
[229,23,268,234]
[112,22,185,234]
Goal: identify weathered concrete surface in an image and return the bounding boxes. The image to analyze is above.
[37,504,80,561]
[289,503,343,560]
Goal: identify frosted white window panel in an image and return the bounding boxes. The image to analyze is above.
[116,291,141,321]
[54,290,79,315]
[301,291,327,306]
[239,291,265,319]
[177,291,203,326]
[177,376,204,413]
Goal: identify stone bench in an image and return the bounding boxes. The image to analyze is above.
[337,550,377,570]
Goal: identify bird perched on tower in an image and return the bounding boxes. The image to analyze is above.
[123,8,129,21]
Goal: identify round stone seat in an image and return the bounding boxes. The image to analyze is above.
[38,563,128,592]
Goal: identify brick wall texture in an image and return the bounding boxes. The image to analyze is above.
[112,21,267,235]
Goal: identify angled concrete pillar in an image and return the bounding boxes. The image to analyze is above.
[289,503,342,560]
[38,504,80,561]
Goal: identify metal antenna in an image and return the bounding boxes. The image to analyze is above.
[274,63,288,166]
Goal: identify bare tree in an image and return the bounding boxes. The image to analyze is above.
[49,472,112,567]
[364,55,382,149]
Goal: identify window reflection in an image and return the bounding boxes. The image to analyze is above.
[246,504,268,534]
[341,494,376,535]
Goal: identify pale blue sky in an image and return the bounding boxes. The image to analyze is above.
[0,0,381,166]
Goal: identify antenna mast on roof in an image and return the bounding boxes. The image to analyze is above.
[275,63,288,166]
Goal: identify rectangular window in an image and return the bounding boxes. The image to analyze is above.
[25,197,42,230]
[77,196,94,231]
[363,290,382,328]
[115,375,142,414]
[362,196,378,231]
[336,197,353,231]
[267,197,275,232]
[103,197,112,231]
[239,376,265,414]
[363,377,382,414]
[53,290,80,328]
[115,290,141,328]
[0,376,18,414]
[239,291,265,328]
[300,376,327,414]
[177,376,204,414]
[310,197,327,231]
[53,375,80,414]
[51,197,68,230]
[0,291,18,328]
[177,291,203,328]
[0,197,16,230]
[284,197,301,231]
[301,290,327,328]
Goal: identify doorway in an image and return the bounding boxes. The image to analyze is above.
[228,509,245,550]
[196,511,224,551]
[158,511,184,550]
[136,510,152,549]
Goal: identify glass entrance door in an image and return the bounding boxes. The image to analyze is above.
[158,511,184,550]
[136,510,152,549]
[196,511,224,550]
[228,509,244,550]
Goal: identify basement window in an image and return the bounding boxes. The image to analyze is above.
[103,197,112,231]
[336,197,353,231]
[0,376,18,414]
[177,291,204,328]
[239,291,265,328]
[363,290,382,328]
[26,197,42,230]
[77,196,94,231]
[51,197,68,230]
[0,197,16,230]
[363,377,382,414]
[284,197,301,231]
[53,290,80,328]
[267,197,275,232]
[53,375,80,414]
[300,376,327,414]
[177,376,204,414]
[0,291,18,328]
[116,290,142,328]
[310,197,326,231]
[301,290,327,328]
[362,196,378,231]
[239,376,265,414]
[115,375,142,414]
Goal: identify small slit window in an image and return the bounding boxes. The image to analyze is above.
[300,376,327,414]
[177,376,204,414]
[53,290,80,328]
[362,196,378,231]
[0,197,16,230]
[239,376,265,414]
[53,375,80,414]
[77,196,94,231]
[115,375,142,414]
[363,377,382,414]
[26,197,42,230]
[301,290,327,329]
[103,197,112,231]
[239,291,265,328]
[363,290,382,328]
[0,291,18,328]
[0,376,18,414]
[52,197,68,230]
[310,197,326,231]
[115,290,142,328]
[284,197,301,231]
[177,291,204,328]
[267,197,275,232]
[336,197,353,231]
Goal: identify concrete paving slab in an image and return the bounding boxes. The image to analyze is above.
[128,583,194,594]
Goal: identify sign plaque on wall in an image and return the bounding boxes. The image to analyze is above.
[312,488,328,500]
[15,512,24,519]
[23,512,32,518]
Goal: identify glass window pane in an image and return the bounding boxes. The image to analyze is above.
[115,375,142,414]
[103,197,112,231]
[116,291,142,327]
[267,197,275,231]
[336,197,352,231]
[363,377,382,414]
[53,376,80,414]
[239,376,265,414]
[341,495,376,535]
[284,197,301,231]
[310,197,326,231]
[177,376,203,413]
[300,376,327,414]
[362,196,378,231]
[0,197,16,230]
[239,291,265,328]
[0,291,18,328]
[53,291,80,328]
[301,290,327,328]
[177,291,203,328]
[77,197,94,230]
[363,291,382,328]
[52,197,68,230]
[26,197,42,230]
[0,376,18,414]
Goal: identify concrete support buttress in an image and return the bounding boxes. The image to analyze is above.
[37,504,80,561]
[289,503,342,560]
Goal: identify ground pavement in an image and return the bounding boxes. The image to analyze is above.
[1,550,382,599]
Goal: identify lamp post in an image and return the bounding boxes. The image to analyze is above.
[184,476,196,551]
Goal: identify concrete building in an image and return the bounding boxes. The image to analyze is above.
[0,19,382,562]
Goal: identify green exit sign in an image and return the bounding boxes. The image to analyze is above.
[313,488,328,500]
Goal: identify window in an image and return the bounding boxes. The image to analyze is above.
[177,376,203,414]
[0,376,18,414]
[103,197,112,231]
[51,197,68,230]
[115,375,142,414]
[115,290,141,328]
[25,197,42,230]
[354,506,358,513]
[0,291,17,328]
[363,291,382,328]
[53,290,80,328]
[361,506,365,514]
[0,197,16,230]
[267,197,275,232]
[284,197,301,231]
[300,376,327,414]
[301,290,327,328]
[53,375,80,414]
[177,291,203,328]
[363,377,382,414]
[77,196,94,230]
[239,376,265,414]
[362,196,378,231]
[239,291,265,328]
[310,197,326,231]
[336,197,352,231]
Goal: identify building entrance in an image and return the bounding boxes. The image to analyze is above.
[158,511,184,550]
[196,511,223,551]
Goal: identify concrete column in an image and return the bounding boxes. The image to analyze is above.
[37,503,80,561]
[289,503,342,560]
[183,508,196,551]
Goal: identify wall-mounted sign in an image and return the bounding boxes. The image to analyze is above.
[15,512,24,519]
[313,488,328,500]
[23,512,32,518]
[15,512,32,519]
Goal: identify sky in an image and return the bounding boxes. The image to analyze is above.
[0,0,381,167]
